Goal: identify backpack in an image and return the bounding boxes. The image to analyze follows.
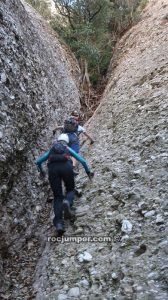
[48,143,70,163]
[67,132,79,147]
[63,117,78,133]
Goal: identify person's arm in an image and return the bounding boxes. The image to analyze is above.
[83,132,94,144]
[68,147,90,174]
[35,151,50,173]
[78,125,94,144]
[53,126,63,135]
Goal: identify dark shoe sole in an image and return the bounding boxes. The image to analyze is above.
[70,215,76,225]
[56,223,65,237]
[75,189,82,197]
[56,228,65,237]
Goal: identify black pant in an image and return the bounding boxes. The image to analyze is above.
[48,161,75,227]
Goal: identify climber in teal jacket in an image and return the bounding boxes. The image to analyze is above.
[36,141,91,175]
[36,133,94,236]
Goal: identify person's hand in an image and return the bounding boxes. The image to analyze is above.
[87,171,94,180]
[53,129,56,135]
[90,140,94,145]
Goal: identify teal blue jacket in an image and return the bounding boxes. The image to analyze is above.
[36,146,90,174]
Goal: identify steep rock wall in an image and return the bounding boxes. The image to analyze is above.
[0,0,80,294]
[34,1,168,299]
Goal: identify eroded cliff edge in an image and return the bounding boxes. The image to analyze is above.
[0,0,80,296]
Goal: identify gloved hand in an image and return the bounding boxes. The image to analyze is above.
[87,171,94,180]
[53,129,56,136]
[90,140,94,145]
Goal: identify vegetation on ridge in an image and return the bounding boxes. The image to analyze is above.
[26,0,148,116]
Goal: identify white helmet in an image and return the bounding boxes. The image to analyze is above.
[57,133,69,144]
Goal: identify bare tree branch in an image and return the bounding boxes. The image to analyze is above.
[89,5,102,22]
[54,1,75,29]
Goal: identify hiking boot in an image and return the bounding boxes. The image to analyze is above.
[56,223,65,236]
[70,213,76,225]
[63,200,75,220]
[75,189,82,197]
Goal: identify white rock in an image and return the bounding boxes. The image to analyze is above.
[133,169,141,175]
[0,154,6,162]
[90,269,97,276]
[36,205,42,212]
[76,205,90,216]
[83,251,92,262]
[79,279,89,287]
[58,294,68,300]
[13,218,20,225]
[138,201,146,209]
[107,212,113,217]
[68,287,80,297]
[0,132,3,139]
[16,139,25,151]
[121,235,129,241]
[121,220,133,233]
[28,241,34,250]
[151,155,156,160]
[74,227,84,234]
[159,240,168,248]
[156,215,164,224]
[144,210,155,217]
[39,192,45,198]
[135,286,143,292]
[1,185,7,192]
[147,272,159,279]
[111,272,118,279]
[61,259,68,265]
[78,254,84,262]
[78,251,92,262]
[1,72,7,83]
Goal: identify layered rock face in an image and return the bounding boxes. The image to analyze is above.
[0,0,80,295]
[33,1,168,299]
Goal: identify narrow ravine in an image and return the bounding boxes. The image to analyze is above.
[0,0,168,299]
